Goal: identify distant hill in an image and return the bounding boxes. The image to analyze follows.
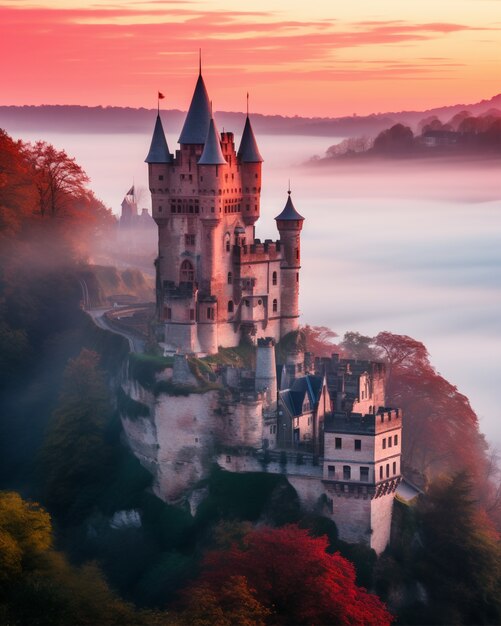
[1,94,500,138]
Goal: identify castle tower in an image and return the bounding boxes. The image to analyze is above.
[255,337,278,408]
[146,68,303,355]
[275,191,304,336]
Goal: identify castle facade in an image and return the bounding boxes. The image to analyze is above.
[146,70,303,354]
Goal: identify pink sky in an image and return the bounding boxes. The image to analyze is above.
[0,0,500,116]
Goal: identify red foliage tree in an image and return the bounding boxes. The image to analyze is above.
[182,525,392,626]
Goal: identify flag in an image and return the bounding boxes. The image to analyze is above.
[158,92,165,99]
[127,185,134,196]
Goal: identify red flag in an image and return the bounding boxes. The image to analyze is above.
[158,92,165,99]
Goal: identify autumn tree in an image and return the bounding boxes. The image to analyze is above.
[25,141,89,218]
[182,525,393,626]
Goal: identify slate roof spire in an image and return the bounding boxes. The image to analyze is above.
[198,111,227,165]
[275,189,305,221]
[237,94,263,163]
[178,66,212,145]
[145,114,172,163]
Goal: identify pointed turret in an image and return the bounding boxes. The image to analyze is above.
[275,191,304,222]
[145,114,172,163]
[237,116,263,163]
[179,72,212,145]
[198,116,227,165]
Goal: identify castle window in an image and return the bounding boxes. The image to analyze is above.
[158,206,163,212]
[272,271,277,286]
[296,273,299,282]
[272,299,278,313]
[394,434,398,445]
[207,307,215,320]
[246,204,250,211]
[393,461,397,475]
[164,306,171,320]
[255,173,258,179]
[244,299,250,307]
[388,438,392,448]
[226,238,230,252]
[181,174,185,180]
[379,466,383,480]
[360,467,369,482]
[200,176,204,182]
[386,464,390,478]
[227,272,232,285]
[328,465,335,479]
[296,248,299,260]
[185,234,195,246]
[343,466,351,480]
[354,439,361,451]
[227,300,234,313]
[190,309,195,321]
[180,259,194,282]
[335,437,342,450]
[382,438,386,449]
[226,455,231,463]
[159,175,164,181]
[380,414,384,423]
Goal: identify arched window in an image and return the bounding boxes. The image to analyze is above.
[225,239,230,252]
[180,259,194,282]
[272,299,278,313]
[227,300,234,313]
[272,271,277,286]
[227,271,232,285]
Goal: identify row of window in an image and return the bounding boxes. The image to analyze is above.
[327,462,398,482]
[335,437,362,451]
[328,465,369,481]
[227,271,277,285]
[382,434,398,449]
[164,299,279,321]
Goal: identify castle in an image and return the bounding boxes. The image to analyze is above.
[146,68,303,354]
[129,68,403,554]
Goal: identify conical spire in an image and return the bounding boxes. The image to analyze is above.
[145,114,172,163]
[238,115,263,163]
[198,116,227,165]
[275,190,304,222]
[179,73,212,144]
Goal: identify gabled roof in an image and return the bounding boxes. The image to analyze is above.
[198,117,227,165]
[237,116,263,163]
[275,192,304,221]
[145,114,172,163]
[279,375,324,417]
[178,73,212,145]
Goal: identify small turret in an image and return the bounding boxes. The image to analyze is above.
[255,337,278,409]
[179,72,212,145]
[145,114,172,163]
[198,117,227,165]
[237,116,263,163]
[276,190,304,336]
[238,112,263,227]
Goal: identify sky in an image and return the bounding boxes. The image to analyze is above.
[0,0,500,117]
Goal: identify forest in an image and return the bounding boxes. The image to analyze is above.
[1,128,501,625]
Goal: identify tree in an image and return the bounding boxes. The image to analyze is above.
[302,324,339,357]
[24,141,89,218]
[416,473,501,624]
[0,492,51,580]
[373,124,415,154]
[184,525,393,625]
[40,349,115,522]
[340,331,378,361]
[176,576,270,626]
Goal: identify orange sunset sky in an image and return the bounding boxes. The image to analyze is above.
[1,0,500,117]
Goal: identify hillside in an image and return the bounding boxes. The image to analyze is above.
[1,94,500,138]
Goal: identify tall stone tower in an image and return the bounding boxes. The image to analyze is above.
[146,69,304,354]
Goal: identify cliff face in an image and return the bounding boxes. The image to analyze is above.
[120,359,265,503]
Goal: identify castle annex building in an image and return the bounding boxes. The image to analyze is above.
[146,69,303,354]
